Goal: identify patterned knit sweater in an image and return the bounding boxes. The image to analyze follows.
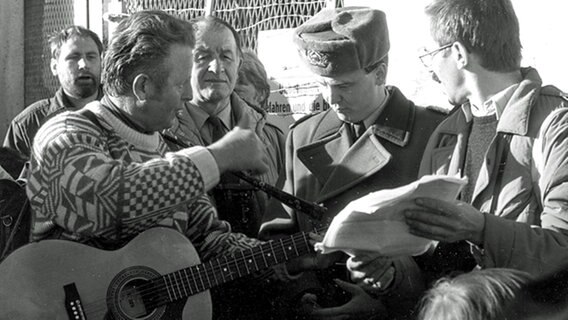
[27,101,260,261]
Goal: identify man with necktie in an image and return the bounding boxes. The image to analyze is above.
[168,16,284,237]
[163,15,286,320]
[166,16,285,238]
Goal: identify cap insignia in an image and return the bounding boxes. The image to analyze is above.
[305,49,329,68]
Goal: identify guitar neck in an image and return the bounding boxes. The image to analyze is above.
[154,231,313,304]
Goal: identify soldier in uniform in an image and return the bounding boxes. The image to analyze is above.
[260,7,448,319]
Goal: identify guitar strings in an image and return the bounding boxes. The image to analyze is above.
[144,231,317,310]
[82,232,311,315]
[135,227,324,300]
[81,230,321,316]
[140,231,315,309]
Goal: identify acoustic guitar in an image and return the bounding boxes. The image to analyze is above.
[0,227,313,319]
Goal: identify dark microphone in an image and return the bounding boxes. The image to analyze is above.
[231,171,326,220]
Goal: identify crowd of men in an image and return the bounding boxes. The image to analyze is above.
[1,0,568,319]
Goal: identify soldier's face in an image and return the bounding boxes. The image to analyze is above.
[315,68,381,123]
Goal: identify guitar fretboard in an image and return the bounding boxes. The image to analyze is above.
[151,231,313,306]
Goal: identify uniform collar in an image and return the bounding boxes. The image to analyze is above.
[312,86,414,147]
[371,86,414,147]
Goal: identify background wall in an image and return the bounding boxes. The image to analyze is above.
[0,1,24,145]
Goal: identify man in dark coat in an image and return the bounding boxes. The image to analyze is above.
[3,26,103,157]
[260,7,447,320]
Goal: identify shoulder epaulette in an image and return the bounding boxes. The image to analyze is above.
[540,85,568,100]
[289,112,320,129]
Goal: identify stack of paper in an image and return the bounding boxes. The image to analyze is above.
[315,175,467,257]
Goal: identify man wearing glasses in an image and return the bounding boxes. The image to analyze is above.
[419,44,452,77]
[351,0,568,294]
[260,6,447,319]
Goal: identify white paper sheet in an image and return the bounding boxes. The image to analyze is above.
[315,175,467,257]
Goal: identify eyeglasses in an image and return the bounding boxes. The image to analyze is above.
[419,43,452,68]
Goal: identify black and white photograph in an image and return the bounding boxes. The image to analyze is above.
[1,0,567,319]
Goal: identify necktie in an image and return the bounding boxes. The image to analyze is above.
[353,122,366,140]
[348,122,366,143]
[206,115,240,185]
[207,115,227,143]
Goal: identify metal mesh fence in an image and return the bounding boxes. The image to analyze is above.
[22,0,344,110]
[126,0,207,21]
[125,0,344,51]
[24,0,74,107]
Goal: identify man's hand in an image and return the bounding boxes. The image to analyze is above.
[286,252,344,275]
[207,116,269,174]
[286,232,344,274]
[347,253,395,295]
[404,197,486,245]
[299,279,387,320]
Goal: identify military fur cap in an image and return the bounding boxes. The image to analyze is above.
[294,7,390,76]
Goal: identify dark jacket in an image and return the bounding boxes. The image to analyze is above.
[167,93,285,237]
[262,86,446,231]
[261,86,447,319]
[3,87,103,158]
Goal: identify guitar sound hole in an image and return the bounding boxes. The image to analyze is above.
[118,279,152,318]
[107,266,165,320]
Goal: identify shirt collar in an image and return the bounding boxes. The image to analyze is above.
[185,103,208,130]
[464,83,519,121]
[214,103,232,130]
[55,86,104,111]
[187,101,232,132]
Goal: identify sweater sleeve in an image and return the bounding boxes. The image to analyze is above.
[27,112,212,241]
[180,196,261,261]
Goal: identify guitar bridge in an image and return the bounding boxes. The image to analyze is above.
[64,283,87,320]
